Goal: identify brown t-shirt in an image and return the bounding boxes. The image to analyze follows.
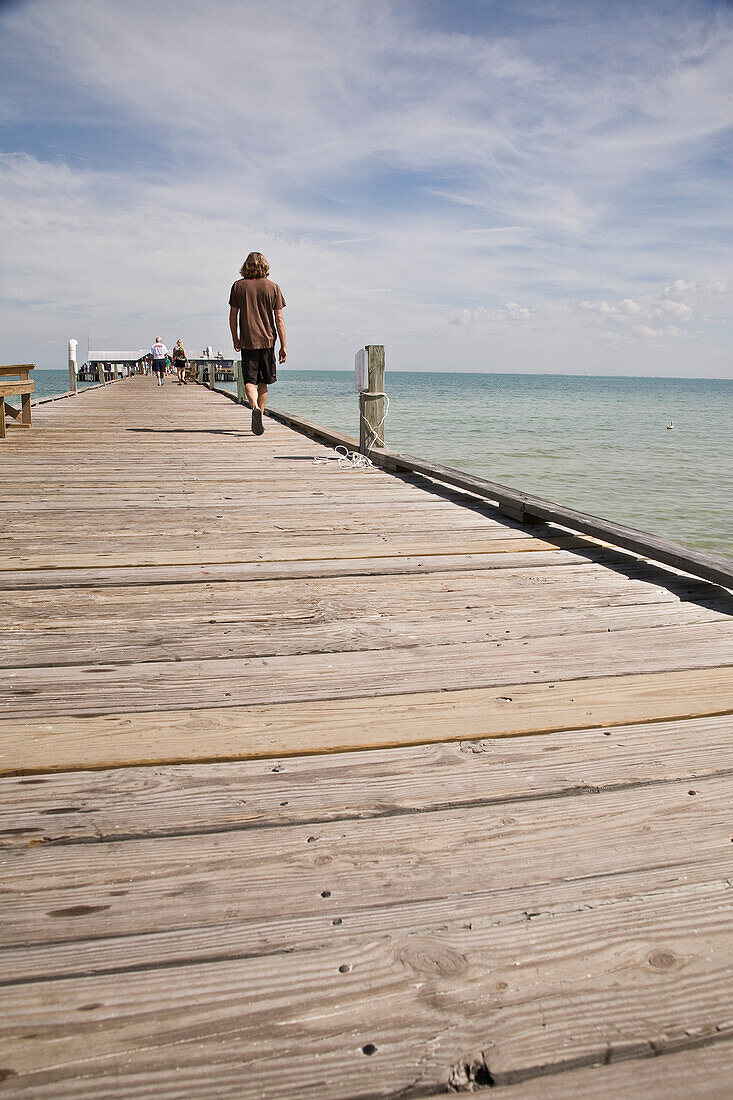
[228,277,286,349]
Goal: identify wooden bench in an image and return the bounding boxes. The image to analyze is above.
[0,364,35,439]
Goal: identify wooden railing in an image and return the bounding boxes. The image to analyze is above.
[0,364,34,439]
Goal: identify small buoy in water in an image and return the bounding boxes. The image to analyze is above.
[666,421,674,429]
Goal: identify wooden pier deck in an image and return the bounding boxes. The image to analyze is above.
[1,375,732,1098]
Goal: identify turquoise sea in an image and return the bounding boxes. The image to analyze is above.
[29,373,100,400]
[31,368,733,558]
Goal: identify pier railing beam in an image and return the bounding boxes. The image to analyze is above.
[359,344,385,455]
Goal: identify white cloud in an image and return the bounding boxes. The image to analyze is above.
[658,300,693,320]
[577,288,704,333]
[604,321,687,341]
[665,279,697,297]
[504,302,531,320]
[631,324,666,339]
[449,301,537,327]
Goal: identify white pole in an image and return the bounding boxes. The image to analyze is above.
[68,339,78,393]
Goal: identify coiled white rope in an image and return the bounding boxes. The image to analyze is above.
[312,445,369,469]
[313,394,389,471]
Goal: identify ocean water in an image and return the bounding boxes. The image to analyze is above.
[26,371,101,401]
[29,368,733,557]
[226,369,733,558]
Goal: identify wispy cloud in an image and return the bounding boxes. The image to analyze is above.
[1,0,732,375]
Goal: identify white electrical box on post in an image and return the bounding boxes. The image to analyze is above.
[355,347,369,392]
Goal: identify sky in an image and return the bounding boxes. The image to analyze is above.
[1,0,732,377]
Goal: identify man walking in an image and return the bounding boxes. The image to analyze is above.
[150,337,169,386]
[228,252,287,435]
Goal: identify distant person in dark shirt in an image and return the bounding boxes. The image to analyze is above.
[228,252,287,436]
[173,340,188,385]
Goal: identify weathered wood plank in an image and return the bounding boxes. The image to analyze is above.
[2,854,730,985]
[0,524,544,554]
[0,880,731,1098]
[0,534,588,572]
[2,622,731,720]
[1,667,731,774]
[2,598,727,670]
[0,511,514,542]
[1,561,703,624]
[0,547,611,591]
[0,379,34,396]
[1,714,729,846]
[2,773,731,947]
[482,1038,733,1098]
[0,364,35,376]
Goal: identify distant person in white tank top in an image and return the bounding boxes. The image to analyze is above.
[151,338,168,386]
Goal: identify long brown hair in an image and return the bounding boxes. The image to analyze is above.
[239,252,270,279]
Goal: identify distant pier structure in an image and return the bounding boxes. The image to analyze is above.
[191,350,236,384]
[77,350,148,382]
[78,347,236,383]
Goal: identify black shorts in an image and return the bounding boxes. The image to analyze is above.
[241,347,277,385]
[152,361,165,374]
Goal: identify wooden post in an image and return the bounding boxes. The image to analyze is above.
[20,366,32,426]
[236,357,246,404]
[68,340,78,394]
[359,345,385,454]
